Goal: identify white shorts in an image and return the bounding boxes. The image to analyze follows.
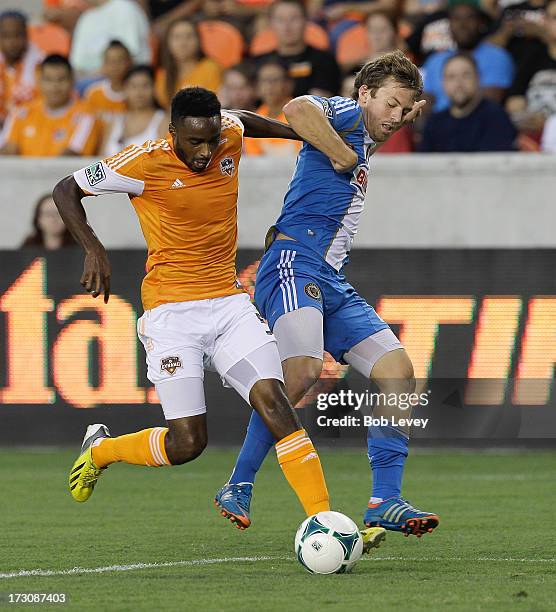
[137,293,282,418]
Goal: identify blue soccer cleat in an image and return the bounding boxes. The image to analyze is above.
[364,498,439,538]
[214,483,253,530]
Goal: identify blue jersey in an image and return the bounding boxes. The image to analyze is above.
[274,95,375,270]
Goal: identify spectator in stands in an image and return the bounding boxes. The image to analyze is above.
[505,0,556,138]
[140,0,201,38]
[70,0,151,77]
[255,0,341,97]
[83,40,132,121]
[219,62,257,110]
[340,10,401,71]
[422,0,514,111]
[488,0,546,74]
[0,11,45,123]
[0,54,102,156]
[21,193,77,250]
[405,5,454,65]
[420,52,517,151]
[101,65,167,156]
[43,0,89,33]
[244,61,301,156]
[155,18,222,108]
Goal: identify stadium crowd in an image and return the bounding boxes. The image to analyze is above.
[1,0,556,156]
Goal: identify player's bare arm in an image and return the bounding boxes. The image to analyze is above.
[228,109,302,140]
[283,96,358,173]
[52,175,111,303]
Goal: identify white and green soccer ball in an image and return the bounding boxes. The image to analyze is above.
[294,511,363,574]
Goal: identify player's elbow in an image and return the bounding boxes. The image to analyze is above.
[52,175,82,207]
[283,97,310,123]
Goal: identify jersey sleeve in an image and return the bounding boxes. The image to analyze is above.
[221,111,244,137]
[73,144,146,196]
[304,95,362,132]
[221,111,244,157]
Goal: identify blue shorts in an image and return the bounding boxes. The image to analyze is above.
[254,239,390,362]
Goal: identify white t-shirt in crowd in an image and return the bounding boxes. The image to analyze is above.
[70,0,151,75]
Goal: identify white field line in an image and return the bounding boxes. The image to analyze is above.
[1,555,554,579]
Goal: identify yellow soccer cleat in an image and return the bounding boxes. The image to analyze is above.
[361,526,386,554]
[69,424,110,502]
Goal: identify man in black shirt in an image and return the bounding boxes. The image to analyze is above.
[420,52,517,151]
[254,0,341,97]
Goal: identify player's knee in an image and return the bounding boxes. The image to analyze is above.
[250,379,290,415]
[382,368,416,395]
[284,358,322,404]
[373,352,416,395]
[165,430,207,465]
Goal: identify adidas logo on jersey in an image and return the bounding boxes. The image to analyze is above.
[171,178,186,189]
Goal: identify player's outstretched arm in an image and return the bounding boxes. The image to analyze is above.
[283,97,358,173]
[228,109,303,141]
[52,175,111,303]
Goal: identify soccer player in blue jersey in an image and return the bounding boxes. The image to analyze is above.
[215,50,440,538]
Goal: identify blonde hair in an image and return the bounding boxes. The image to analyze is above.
[352,50,423,100]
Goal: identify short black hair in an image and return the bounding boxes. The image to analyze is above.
[41,54,72,74]
[124,64,155,83]
[171,87,221,123]
[104,39,131,56]
[0,10,27,27]
[257,60,289,80]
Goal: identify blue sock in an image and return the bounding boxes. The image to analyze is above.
[367,425,408,501]
[228,410,275,485]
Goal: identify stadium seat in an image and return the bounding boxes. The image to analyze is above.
[198,21,245,69]
[250,22,329,56]
[336,24,369,68]
[29,23,71,56]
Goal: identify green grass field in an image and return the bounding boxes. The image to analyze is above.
[1,448,555,611]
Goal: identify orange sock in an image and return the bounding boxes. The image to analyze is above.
[275,429,330,515]
[92,427,170,468]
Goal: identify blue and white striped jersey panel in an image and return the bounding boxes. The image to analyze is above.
[275,95,375,271]
[277,248,298,314]
[325,126,375,269]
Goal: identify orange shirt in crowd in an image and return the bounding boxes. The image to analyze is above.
[83,80,126,121]
[0,44,44,121]
[73,112,245,310]
[244,104,302,156]
[1,98,102,156]
[155,58,222,108]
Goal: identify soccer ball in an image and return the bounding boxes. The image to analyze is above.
[294,511,363,574]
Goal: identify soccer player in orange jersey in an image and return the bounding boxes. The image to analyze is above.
[52,87,330,527]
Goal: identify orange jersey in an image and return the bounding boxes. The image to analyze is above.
[83,80,126,121]
[0,44,44,120]
[244,103,301,156]
[155,58,222,108]
[1,98,102,157]
[73,112,245,310]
